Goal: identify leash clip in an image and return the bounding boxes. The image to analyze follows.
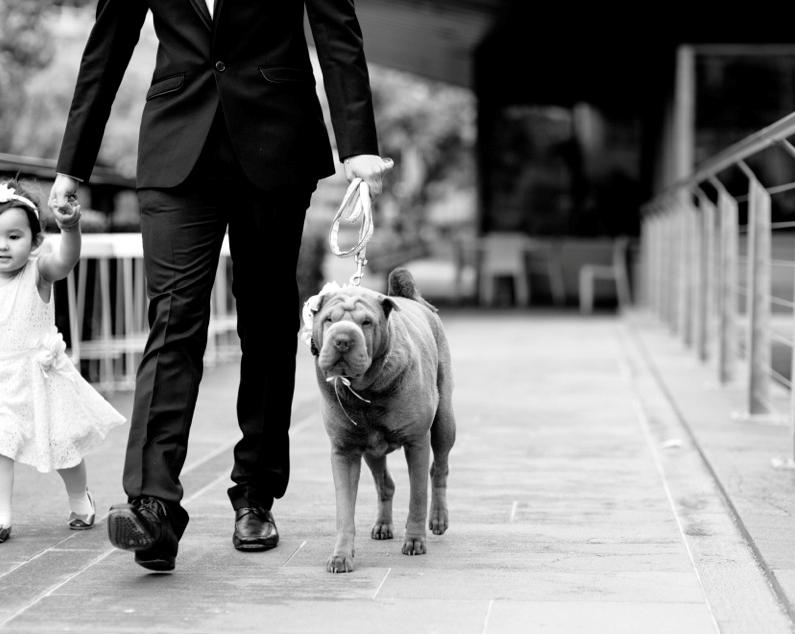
[350,250,367,287]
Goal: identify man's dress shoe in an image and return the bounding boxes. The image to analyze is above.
[233,507,279,551]
[107,496,178,571]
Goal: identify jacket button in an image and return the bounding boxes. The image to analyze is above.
[215,61,226,72]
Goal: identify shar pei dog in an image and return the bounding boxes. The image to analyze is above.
[302,267,456,573]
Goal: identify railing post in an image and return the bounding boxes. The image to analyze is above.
[745,175,772,415]
[685,202,700,348]
[662,211,674,327]
[790,243,795,461]
[702,195,717,362]
[677,204,691,342]
[717,189,739,384]
[692,198,707,357]
[653,213,663,318]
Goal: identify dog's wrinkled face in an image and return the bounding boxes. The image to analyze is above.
[311,289,396,379]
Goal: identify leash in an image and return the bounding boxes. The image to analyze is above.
[328,178,373,287]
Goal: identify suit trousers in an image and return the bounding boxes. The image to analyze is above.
[123,114,316,536]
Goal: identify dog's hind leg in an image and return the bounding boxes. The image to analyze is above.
[364,453,395,540]
[430,340,456,536]
[403,441,430,555]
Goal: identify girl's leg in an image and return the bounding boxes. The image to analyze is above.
[57,460,92,515]
[0,455,13,526]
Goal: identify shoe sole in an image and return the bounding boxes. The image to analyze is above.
[107,504,155,551]
[233,536,279,552]
[68,523,94,531]
[134,556,175,572]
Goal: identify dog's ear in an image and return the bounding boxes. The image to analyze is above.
[382,297,400,319]
[301,290,329,356]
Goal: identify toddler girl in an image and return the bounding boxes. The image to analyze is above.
[0,179,126,542]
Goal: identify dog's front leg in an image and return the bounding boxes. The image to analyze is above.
[402,441,430,555]
[327,448,361,573]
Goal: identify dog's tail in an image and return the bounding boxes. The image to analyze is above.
[387,267,438,312]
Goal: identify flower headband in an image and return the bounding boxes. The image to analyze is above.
[0,183,39,218]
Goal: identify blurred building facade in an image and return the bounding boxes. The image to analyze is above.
[354,0,795,238]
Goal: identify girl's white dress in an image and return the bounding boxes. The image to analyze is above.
[0,258,126,472]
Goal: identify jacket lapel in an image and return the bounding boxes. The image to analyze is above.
[188,0,213,30]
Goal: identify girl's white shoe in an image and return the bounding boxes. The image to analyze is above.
[68,490,95,530]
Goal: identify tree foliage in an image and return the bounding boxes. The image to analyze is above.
[4,4,478,238]
[0,0,56,149]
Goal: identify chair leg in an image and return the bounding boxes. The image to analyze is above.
[579,269,594,314]
[615,271,632,310]
[548,261,566,306]
[515,274,530,307]
[479,274,495,306]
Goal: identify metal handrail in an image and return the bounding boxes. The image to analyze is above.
[53,233,237,393]
[646,111,795,204]
[640,109,795,466]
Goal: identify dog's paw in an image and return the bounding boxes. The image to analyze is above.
[371,522,394,540]
[401,536,426,555]
[429,509,448,535]
[326,553,355,573]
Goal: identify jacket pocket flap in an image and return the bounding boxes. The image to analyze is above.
[146,74,185,100]
[259,67,314,84]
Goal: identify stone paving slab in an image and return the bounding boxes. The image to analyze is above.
[1,310,789,633]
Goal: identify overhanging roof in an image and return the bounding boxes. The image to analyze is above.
[348,1,795,113]
[353,0,507,88]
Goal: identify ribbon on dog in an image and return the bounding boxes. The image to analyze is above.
[300,281,343,348]
[326,375,371,426]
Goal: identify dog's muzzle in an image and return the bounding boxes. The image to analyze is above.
[319,320,370,376]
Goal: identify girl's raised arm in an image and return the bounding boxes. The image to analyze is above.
[38,202,82,283]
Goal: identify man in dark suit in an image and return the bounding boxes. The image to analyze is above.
[50,0,393,572]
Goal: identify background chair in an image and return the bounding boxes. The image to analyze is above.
[477,232,568,307]
[578,235,632,313]
[477,232,531,306]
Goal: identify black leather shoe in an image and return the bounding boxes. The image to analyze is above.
[107,497,178,571]
[0,526,10,543]
[233,507,279,552]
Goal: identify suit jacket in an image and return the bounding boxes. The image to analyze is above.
[56,0,380,190]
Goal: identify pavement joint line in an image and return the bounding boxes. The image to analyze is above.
[509,500,518,522]
[625,316,795,628]
[281,539,307,566]
[0,411,318,586]
[0,403,320,626]
[1,460,258,628]
[481,599,494,634]
[629,395,720,634]
[371,567,391,600]
[0,548,113,629]
[619,325,721,632]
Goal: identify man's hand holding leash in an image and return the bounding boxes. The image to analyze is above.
[344,154,394,197]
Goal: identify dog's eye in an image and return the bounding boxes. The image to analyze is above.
[324,317,333,323]
[361,319,372,326]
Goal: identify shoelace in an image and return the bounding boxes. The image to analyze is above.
[139,497,167,519]
[238,507,270,521]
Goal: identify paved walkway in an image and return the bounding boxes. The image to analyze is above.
[0,310,793,633]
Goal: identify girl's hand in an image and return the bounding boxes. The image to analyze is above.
[50,199,81,232]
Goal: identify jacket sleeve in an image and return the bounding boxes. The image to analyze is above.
[305,0,379,162]
[56,0,149,182]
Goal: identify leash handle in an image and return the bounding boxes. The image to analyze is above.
[328,178,373,286]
